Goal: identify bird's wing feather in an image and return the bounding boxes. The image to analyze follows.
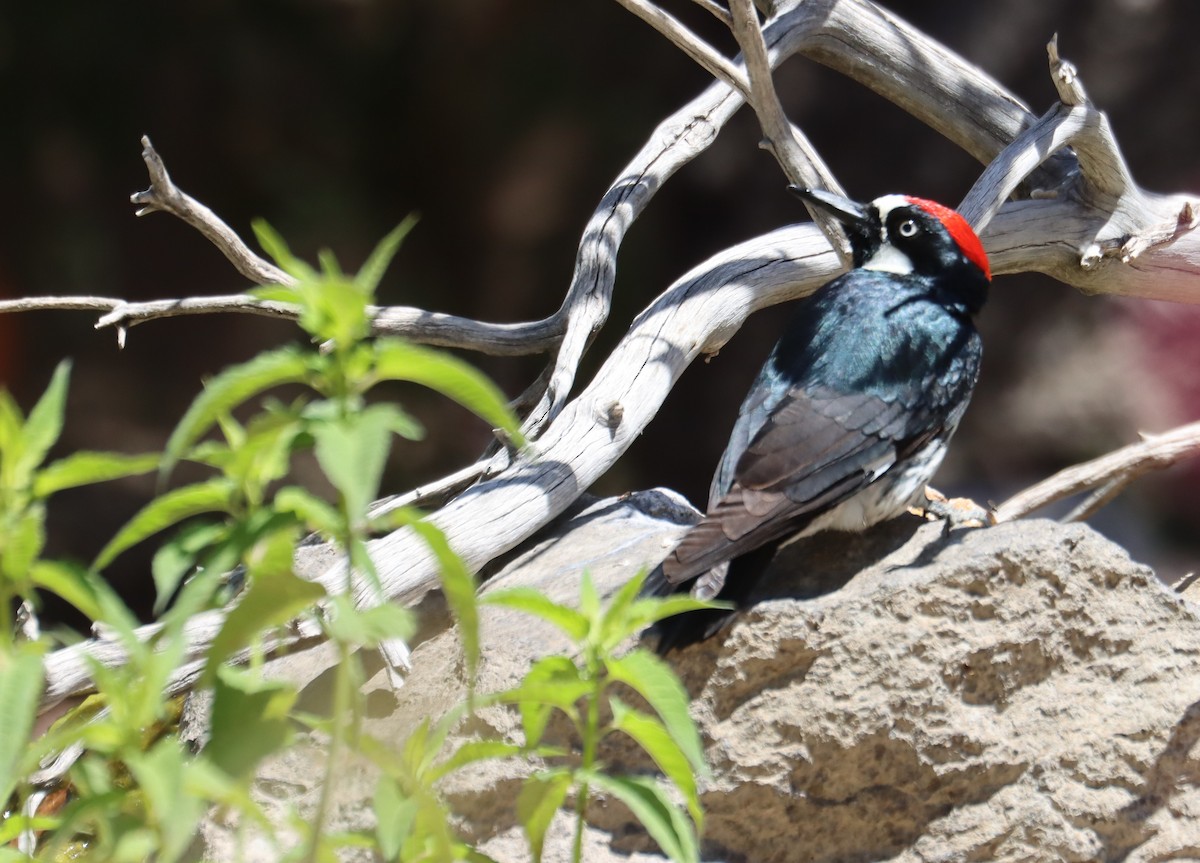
[660,386,942,586]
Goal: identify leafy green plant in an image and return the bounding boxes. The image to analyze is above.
[486,569,722,863]
[371,569,725,863]
[0,217,719,863]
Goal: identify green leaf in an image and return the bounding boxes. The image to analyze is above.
[596,569,649,649]
[323,594,415,648]
[252,219,317,281]
[203,568,326,683]
[161,345,311,480]
[584,772,698,863]
[94,477,234,571]
[12,360,71,488]
[0,644,44,806]
[579,569,600,622]
[380,507,479,686]
[125,737,207,863]
[500,656,589,748]
[275,485,343,537]
[312,404,400,524]
[33,451,159,498]
[482,587,589,643]
[610,697,702,830]
[371,339,522,443]
[206,665,297,781]
[433,740,524,781]
[30,560,105,622]
[355,215,419,298]
[374,776,418,862]
[605,649,707,778]
[517,770,571,863]
[0,390,23,460]
[1,505,44,585]
[596,570,731,651]
[150,521,229,614]
[249,284,302,305]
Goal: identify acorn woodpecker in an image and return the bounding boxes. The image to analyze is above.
[645,187,991,652]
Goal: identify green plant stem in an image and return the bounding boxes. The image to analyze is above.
[302,637,353,863]
[571,654,606,863]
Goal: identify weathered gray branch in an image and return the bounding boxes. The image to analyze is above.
[991,421,1200,525]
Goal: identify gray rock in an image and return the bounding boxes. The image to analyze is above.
[197,494,1200,863]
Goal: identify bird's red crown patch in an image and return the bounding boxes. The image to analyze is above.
[906,196,991,281]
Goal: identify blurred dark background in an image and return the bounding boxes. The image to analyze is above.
[1,0,1198,618]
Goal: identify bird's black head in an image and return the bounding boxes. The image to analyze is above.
[790,187,990,315]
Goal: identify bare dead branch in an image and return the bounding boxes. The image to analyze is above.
[132,136,294,287]
[991,421,1200,524]
[727,0,852,265]
[691,0,733,28]
[614,0,749,96]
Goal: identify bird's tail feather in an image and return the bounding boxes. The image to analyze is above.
[643,541,782,655]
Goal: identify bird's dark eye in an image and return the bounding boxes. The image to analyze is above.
[897,219,919,238]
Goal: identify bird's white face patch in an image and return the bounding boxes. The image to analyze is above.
[863,193,915,275]
[862,244,915,275]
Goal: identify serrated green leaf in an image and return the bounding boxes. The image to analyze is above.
[380,507,479,685]
[355,215,418,298]
[371,339,522,443]
[482,587,589,643]
[312,404,399,524]
[610,697,702,830]
[33,451,159,497]
[161,345,311,481]
[30,560,105,622]
[94,477,234,571]
[583,772,698,863]
[0,645,44,805]
[13,360,71,488]
[517,770,571,863]
[605,649,707,778]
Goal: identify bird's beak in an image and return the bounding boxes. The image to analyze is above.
[787,186,872,232]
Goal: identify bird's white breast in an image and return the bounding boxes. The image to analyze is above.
[798,436,949,537]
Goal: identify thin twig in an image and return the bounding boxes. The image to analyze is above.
[691,0,733,27]
[1061,475,1134,523]
[132,136,294,287]
[726,0,852,265]
[991,421,1200,524]
[614,0,749,97]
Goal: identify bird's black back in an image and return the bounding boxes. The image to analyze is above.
[646,266,984,651]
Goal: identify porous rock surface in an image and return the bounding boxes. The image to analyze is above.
[199,491,1200,862]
